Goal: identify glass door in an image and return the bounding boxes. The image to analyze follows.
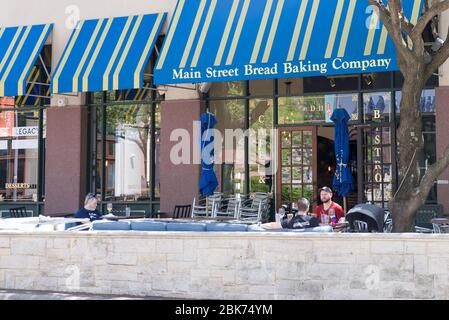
[276,127,318,211]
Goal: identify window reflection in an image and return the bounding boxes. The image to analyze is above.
[249,99,274,193]
[363,92,391,123]
[0,105,41,202]
[209,81,245,98]
[209,100,245,195]
[279,93,358,124]
[103,104,152,202]
[396,89,436,114]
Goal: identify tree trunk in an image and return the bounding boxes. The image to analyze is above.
[389,66,426,232]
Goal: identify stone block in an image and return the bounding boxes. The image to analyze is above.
[53,238,71,249]
[106,253,137,266]
[405,242,427,255]
[414,255,429,274]
[0,237,10,248]
[156,240,183,254]
[10,238,46,256]
[428,257,449,274]
[371,241,404,255]
[0,255,40,269]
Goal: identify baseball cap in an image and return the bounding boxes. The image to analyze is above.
[319,186,333,194]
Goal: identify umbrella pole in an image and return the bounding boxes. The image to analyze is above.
[343,197,348,216]
[206,197,209,218]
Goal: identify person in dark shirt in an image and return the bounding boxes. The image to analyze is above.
[281,198,319,229]
[74,193,103,221]
[258,198,318,230]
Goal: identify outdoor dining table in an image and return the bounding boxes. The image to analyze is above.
[431,218,449,225]
[0,217,90,231]
[332,222,350,232]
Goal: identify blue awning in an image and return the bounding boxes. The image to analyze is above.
[154,0,423,85]
[51,13,166,94]
[0,24,52,97]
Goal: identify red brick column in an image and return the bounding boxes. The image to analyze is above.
[436,86,449,215]
[44,106,88,215]
[160,100,205,215]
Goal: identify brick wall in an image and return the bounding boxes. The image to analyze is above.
[0,232,449,299]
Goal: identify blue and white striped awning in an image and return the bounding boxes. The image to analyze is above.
[154,0,423,84]
[0,24,52,97]
[51,13,166,94]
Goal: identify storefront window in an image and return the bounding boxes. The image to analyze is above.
[278,96,326,124]
[395,89,437,203]
[0,107,41,202]
[363,92,391,123]
[279,93,358,125]
[92,98,161,203]
[303,75,358,93]
[361,72,391,91]
[278,78,304,96]
[363,125,393,208]
[249,80,273,97]
[209,81,245,98]
[249,99,274,193]
[103,104,152,202]
[209,99,245,195]
[395,89,436,114]
[205,74,438,211]
[154,104,161,198]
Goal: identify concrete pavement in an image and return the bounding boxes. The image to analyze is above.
[0,289,171,300]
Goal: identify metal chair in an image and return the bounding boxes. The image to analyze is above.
[173,205,192,219]
[213,197,240,219]
[9,207,29,218]
[238,193,270,223]
[383,211,393,233]
[353,220,369,232]
[191,193,223,218]
[416,205,443,230]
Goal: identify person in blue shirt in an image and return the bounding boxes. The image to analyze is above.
[74,193,103,221]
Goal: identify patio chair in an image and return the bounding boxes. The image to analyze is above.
[432,222,449,234]
[383,210,393,233]
[238,193,270,223]
[191,193,223,218]
[173,205,192,219]
[213,197,240,219]
[416,205,442,230]
[353,220,369,233]
[9,207,29,218]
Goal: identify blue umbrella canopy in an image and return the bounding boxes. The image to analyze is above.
[199,112,218,197]
[331,109,354,197]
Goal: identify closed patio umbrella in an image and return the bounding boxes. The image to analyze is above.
[331,109,354,211]
[199,112,218,197]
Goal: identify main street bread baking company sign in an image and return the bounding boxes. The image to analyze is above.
[154,0,423,85]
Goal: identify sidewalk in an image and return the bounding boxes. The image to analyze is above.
[0,290,171,300]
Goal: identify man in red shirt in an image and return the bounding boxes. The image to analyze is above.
[314,187,345,225]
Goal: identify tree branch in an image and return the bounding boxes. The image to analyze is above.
[413,0,449,37]
[367,0,415,64]
[425,24,449,79]
[419,143,449,202]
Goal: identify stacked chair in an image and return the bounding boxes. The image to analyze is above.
[237,193,270,224]
[191,193,223,218]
